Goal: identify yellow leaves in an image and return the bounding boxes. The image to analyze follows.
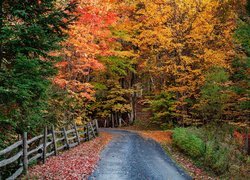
[180,56,193,66]
[113,50,138,58]
[203,49,229,69]
[75,116,83,125]
[107,0,239,123]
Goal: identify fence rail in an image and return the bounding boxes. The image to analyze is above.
[0,120,98,180]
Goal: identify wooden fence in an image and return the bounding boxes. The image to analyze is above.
[0,120,99,180]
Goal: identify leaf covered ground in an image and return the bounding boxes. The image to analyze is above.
[138,130,173,144]
[28,132,113,180]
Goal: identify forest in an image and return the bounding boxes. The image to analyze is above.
[0,0,249,179]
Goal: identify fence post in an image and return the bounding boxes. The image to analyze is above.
[23,132,28,175]
[246,129,249,155]
[63,127,69,149]
[74,123,80,145]
[95,119,99,135]
[90,122,96,138]
[43,126,47,164]
[52,125,57,156]
[86,124,90,141]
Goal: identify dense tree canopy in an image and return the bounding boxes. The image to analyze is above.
[0,0,76,140]
[0,0,249,145]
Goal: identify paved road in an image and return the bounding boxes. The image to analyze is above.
[89,129,192,180]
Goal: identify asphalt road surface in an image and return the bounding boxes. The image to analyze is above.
[89,129,192,180]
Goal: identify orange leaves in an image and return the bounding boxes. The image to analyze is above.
[67,82,95,100]
[54,0,117,105]
[55,61,68,68]
[139,130,173,144]
[113,0,237,123]
[53,78,68,89]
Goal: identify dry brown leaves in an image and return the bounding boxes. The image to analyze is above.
[28,132,112,180]
[167,147,215,180]
[138,130,173,144]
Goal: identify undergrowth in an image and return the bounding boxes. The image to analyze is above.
[172,124,250,179]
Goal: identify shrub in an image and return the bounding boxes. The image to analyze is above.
[204,141,229,174]
[173,128,205,158]
[173,126,249,177]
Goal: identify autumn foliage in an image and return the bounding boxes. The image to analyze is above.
[29,132,113,179]
[50,0,250,128]
[54,0,117,95]
[0,0,248,136]
[53,0,118,123]
[0,0,249,179]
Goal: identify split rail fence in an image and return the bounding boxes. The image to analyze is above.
[0,120,98,180]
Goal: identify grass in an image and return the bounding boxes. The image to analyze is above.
[173,128,205,158]
[172,124,250,179]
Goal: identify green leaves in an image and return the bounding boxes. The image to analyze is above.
[173,128,206,158]
[196,67,230,122]
[0,55,54,132]
[0,0,76,136]
[100,56,136,77]
[147,92,175,129]
[234,20,250,55]
[93,82,132,118]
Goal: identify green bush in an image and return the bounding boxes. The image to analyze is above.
[204,141,229,174]
[173,126,249,177]
[173,128,205,158]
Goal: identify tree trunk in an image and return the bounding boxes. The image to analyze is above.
[104,119,107,128]
[111,113,114,128]
[0,0,3,68]
[129,92,136,124]
[119,117,122,127]
[115,112,118,127]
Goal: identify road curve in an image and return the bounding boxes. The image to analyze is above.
[89,129,192,180]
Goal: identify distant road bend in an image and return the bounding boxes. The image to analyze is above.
[89,129,192,180]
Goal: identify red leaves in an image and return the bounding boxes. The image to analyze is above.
[54,0,117,102]
[29,132,113,179]
[234,131,250,147]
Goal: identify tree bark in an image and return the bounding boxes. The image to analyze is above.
[0,0,3,68]
[111,113,115,128]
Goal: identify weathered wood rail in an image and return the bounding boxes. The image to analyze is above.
[0,120,98,180]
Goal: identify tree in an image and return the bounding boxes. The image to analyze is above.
[90,54,136,126]
[91,80,132,127]
[54,0,118,124]
[0,0,76,138]
[225,0,250,125]
[147,92,175,129]
[194,67,230,123]
[115,0,236,124]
